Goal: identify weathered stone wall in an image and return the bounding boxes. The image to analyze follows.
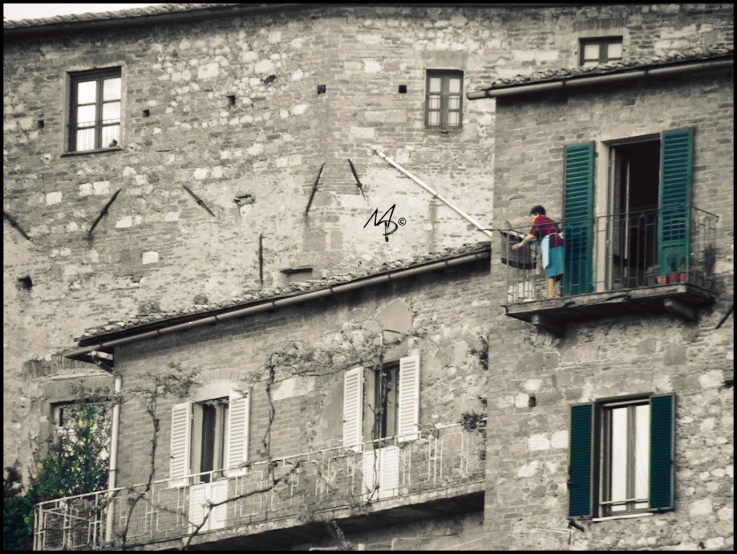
[483,67,734,547]
[3,1,733,482]
[113,260,490,487]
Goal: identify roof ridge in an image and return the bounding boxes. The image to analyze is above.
[3,3,243,29]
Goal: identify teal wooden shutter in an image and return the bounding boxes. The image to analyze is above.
[568,403,594,518]
[649,394,675,511]
[658,129,693,275]
[563,143,594,295]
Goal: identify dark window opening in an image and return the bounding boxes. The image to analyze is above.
[227,95,236,106]
[281,267,314,285]
[373,364,399,441]
[317,85,326,94]
[608,139,660,288]
[425,70,463,131]
[142,109,150,118]
[191,398,228,483]
[17,276,33,291]
[38,120,45,129]
[398,85,407,94]
[580,37,623,66]
[68,68,122,152]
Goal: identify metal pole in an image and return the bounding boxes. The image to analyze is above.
[105,376,122,544]
[373,150,493,239]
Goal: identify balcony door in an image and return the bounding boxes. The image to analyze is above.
[606,139,660,289]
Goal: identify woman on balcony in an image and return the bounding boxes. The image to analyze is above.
[512,205,564,299]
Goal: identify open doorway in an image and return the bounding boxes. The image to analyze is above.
[607,139,660,288]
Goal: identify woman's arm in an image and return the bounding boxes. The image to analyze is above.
[512,233,535,250]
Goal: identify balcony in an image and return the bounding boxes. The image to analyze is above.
[500,206,718,334]
[34,423,485,550]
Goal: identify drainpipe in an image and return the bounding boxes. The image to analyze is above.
[373,149,494,240]
[105,373,121,544]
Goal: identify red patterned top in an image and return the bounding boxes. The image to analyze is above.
[531,215,564,247]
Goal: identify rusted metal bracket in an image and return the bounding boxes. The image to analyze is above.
[87,188,122,238]
[347,159,366,200]
[182,185,216,217]
[3,210,32,242]
[305,162,325,215]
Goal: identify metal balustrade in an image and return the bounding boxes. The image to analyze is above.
[34,423,486,550]
[501,206,718,304]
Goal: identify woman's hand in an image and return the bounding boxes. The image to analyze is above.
[512,243,521,250]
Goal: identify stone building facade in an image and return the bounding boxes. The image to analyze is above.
[3,2,734,550]
[469,42,734,550]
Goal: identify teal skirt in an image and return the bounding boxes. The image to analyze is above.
[545,245,564,278]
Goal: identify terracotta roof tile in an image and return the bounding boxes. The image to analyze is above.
[478,45,733,92]
[76,241,491,342]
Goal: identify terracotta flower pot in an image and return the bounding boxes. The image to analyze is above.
[656,275,668,285]
[678,272,686,282]
[669,271,678,283]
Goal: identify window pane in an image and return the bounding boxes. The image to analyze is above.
[429,77,442,93]
[77,105,96,126]
[448,78,461,94]
[428,111,440,126]
[77,81,97,104]
[103,77,121,101]
[102,125,120,148]
[583,43,600,61]
[76,128,95,151]
[102,101,121,123]
[447,112,460,127]
[428,96,440,110]
[607,42,623,60]
[448,97,460,111]
[634,404,650,505]
[610,407,628,512]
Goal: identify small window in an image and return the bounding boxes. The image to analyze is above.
[425,70,463,131]
[68,68,122,152]
[568,394,675,519]
[579,37,623,67]
[191,398,229,483]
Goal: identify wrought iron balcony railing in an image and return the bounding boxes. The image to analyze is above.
[34,423,486,550]
[501,206,718,304]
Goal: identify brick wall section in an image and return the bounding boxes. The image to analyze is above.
[483,67,734,547]
[113,261,491,487]
[2,1,733,480]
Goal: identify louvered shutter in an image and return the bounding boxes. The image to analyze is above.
[397,355,421,442]
[362,449,376,499]
[563,143,595,295]
[208,481,229,530]
[568,403,593,518]
[225,392,250,476]
[649,394,675,512]
[343,367,364,451]
[169,402,191,488]
[188,483,207,531]
[658,129,693,276]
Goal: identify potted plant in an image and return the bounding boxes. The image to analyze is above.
[665,252,680,283]
[677,259,687,282]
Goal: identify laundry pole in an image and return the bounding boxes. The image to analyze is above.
[372,149,493,240]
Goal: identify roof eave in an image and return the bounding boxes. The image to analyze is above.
[467,55,734,100]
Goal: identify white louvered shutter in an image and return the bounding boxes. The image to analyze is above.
[208,481,229,530]
[343,366,364,451]
[169,402,191,488]
[188,483,207,531]
[397,355,420,442]
[362,449,376,500]
[225,392,250,476]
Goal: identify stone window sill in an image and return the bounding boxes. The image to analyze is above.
[592,512,654,522]
[61,147,123,158]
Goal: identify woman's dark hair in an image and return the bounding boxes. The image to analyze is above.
[529,205,546,216]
